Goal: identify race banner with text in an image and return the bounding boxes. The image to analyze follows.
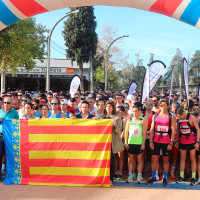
[141,60,166,103]
[70,75,80,98]
[2,119,112,187]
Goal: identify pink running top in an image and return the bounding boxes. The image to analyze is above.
[154,113,171,144]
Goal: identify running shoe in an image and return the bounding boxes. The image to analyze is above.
[170,174,176,180]
[190,178,196,186]
[137,175,142,184]
[156,174,160,180]
[113,174,118,180]
[117,175,122,181]
[162,178,168,186]
[126,175,133,183]
[176,177,185,184]
[197,181,200,185]
[146,178,157,185]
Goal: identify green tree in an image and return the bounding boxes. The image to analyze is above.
[164,48,183,87]
[189,50,200,86]
[0,18,47,92]
[63,7,98,91]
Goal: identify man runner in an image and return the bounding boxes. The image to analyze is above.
[146,100,176,186]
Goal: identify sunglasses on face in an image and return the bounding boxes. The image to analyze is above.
[98,103,104,105]
[51,103,58,106]
[74,97,79,99]
[146,103,152,106]
[4,102,11,104]
[123,106,128,108]
[18,95,22,96]
[97,96,101,98]
[193,108,200,111]
[116,111,123,114]
[160,104,167,108]
[22,99,27,102]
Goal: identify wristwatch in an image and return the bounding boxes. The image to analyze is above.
[149,139,153,143]
[169,141,173,146]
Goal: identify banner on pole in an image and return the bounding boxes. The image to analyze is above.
[141,61,166,103]
[183,58,189,107]
[128,81,137,95]
[169,67,175,105]
[2,119,112,187]
[70,75,80,98]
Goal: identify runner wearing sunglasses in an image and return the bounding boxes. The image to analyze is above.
[146,100,176,186]
[48,98,65,118]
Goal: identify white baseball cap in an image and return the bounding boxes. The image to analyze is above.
[61,99,69,105]
[126,95,135,102]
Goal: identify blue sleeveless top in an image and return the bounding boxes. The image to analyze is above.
[65,111,70,118]
[36,110,42,118]
[48,111,62,118]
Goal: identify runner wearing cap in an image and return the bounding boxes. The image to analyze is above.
[60,99,70,118]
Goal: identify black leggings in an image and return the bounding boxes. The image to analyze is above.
[110,149,116,182]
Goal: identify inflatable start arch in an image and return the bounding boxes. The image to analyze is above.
[0,0,200,31]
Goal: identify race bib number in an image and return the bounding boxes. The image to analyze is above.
[180,126,190,134]
[156,125,168,136]
[129,128,141,137]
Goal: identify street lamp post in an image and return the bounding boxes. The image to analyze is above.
[105,35,129,92]
[45,10,79,92]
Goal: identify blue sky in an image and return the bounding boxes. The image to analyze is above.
[35,6,200,71]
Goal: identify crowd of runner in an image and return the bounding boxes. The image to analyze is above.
[0,89,200,187]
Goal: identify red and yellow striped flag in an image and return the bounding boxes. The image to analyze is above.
[3,119,112,187]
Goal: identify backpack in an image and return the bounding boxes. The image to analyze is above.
[154,112,172,138]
